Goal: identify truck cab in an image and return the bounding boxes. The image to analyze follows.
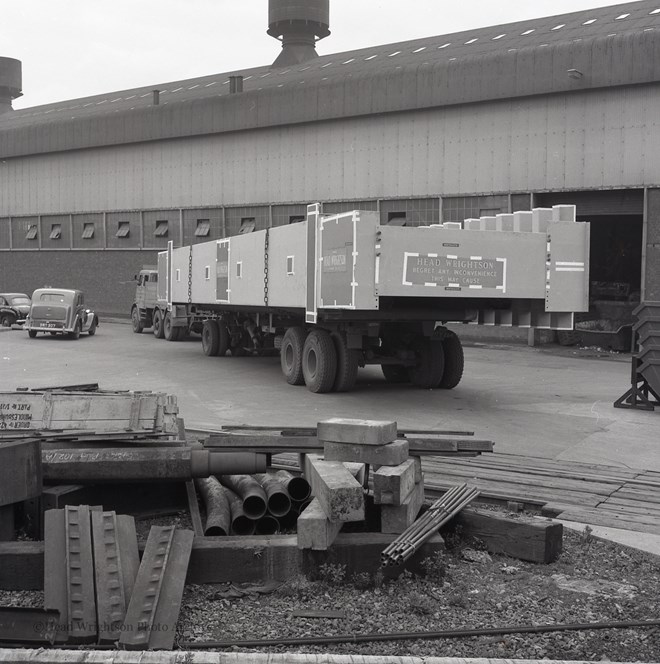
[131,268,158,333]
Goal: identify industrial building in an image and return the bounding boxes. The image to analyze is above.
[1,0,659,335]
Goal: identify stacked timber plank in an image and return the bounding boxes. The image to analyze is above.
[44,505,193,648]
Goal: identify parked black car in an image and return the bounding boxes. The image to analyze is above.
[0,292,31,327]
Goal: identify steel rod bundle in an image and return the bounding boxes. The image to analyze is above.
[381,483,479,567]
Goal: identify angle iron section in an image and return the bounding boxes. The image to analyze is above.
[91,510,126,644]
[119,525,175,650]
[43,508,68,643]
[0,607,60,644]
[65,505,97,643]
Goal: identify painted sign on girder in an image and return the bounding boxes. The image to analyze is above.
[403,253,506,291]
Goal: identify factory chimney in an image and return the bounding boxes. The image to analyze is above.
[267,0,330,68]
[0,57,22,115]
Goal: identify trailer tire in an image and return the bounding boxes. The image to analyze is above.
[381,364,410,384]
[438,331,464,389]
[131,307,144,334]
[217,323,230,356]
[153,309,165,339]
[331,332,359,392]
[302,329,337,393]
[202,320,220,356]
[28,330,37,338]
[164,312,179,341]
[409,338,444,388]
[281,327,306,385]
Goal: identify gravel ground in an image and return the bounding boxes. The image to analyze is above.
[177,527,660,661]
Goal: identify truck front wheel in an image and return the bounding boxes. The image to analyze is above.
[131,307,144,334]
[164,312,179,342]
[153,309,165,339]
[281,327,306,385]
[302,329,337,393]
[202,320,220,356]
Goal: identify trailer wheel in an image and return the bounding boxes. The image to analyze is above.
[331,332,359,392]
[28,330,37,338]
[409,338,444,388]
[438,331,464,389]
[281,327,306,385]
[202,320,220,356]
[131,307,144,334]
[381,364,410,384]
[302,329,337,393]
[153,309,165,339]
[164,312,179,342]
[217,323,230,356]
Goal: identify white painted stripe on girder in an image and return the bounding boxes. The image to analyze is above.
[449,283,460,288]
[375,256,380,285]
[547,270,551,280]
[497,257,507,294]
[425,282,438,287]
[428,253,438,258]
[470,256,482,260]
[447,255,458,260]
[556,261,585,266]
[556,267,585,272]
[469,285,483,289]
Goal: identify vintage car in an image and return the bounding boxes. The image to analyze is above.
[0,292,31,327]
[25,288,99,339]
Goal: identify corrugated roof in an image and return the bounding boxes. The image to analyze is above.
[2,0,659,129]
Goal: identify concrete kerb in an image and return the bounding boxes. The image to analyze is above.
[0,652,651,664]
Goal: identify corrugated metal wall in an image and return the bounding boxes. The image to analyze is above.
[1,84,659,218]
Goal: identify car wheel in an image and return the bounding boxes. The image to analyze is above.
[331,332,359,393]
[87,317,97,336]
[28,330,37,338]
[302,329,337,393]
[70,320,82,340]
[280,327,307,385]
[131,307,144,334]
[202,320,220,356]
[153,309,165,339]
[0,314,14,327]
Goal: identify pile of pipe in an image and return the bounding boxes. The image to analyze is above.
[381,483,479,567]
[195,470,311,536]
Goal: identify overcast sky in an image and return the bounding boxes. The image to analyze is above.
[3,0,628,109]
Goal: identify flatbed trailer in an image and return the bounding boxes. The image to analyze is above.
[131,203,589,393]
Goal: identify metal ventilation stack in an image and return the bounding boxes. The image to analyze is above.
[267,0,330,68]
[0,56,22,115]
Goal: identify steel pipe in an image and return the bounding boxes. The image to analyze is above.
[225,489,256,536]
[255,514,279,535]
[42,448,266,483]
[274,469,311,502]
[219,475,267,519]
[195,476,230,536]
[254,473,291,517]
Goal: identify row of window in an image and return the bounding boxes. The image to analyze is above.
[19,215,309,241]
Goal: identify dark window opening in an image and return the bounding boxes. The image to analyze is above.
[26,225,38,240]
[239,218,256,234]
[195,219,210,237]
[82,223,95,239]
[387,212,407,226]
[289,215,305,224]
[154,220,169,237]
[49,224,62,240]
[116,222,130,238]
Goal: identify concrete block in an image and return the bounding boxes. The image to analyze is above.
[304,455,364,523]
[297,498,343,550]
[343,462,367,486]
[374,458,418,506]
[381,481,425,534]
[324,439,408,466]
[317,418,397,446]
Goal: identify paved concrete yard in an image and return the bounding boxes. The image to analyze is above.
[1,323,657,471]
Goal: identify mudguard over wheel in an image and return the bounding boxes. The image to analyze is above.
[302,329,337,393]
[153,309,165,339]
[69,320,82,340]
[280,327,306,385]
[202,320,220,356]
[331,332,359,393]
[438,331,464,389]
[381,364,410,384]
[87,317,97,336]
[131,307,144,334]
[409,338,444,388]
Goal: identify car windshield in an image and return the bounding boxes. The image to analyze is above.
[10,296,30,306]
[39,292,69,303]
